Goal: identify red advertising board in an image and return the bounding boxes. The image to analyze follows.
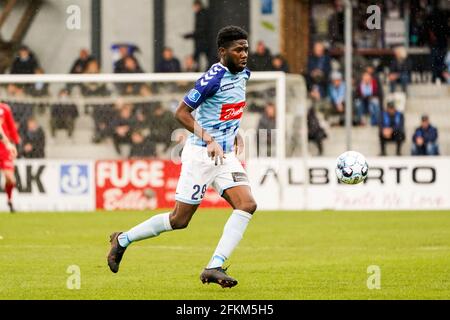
[95,159,229,210]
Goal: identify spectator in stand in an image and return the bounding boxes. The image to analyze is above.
[10,45,39,74]
[328,0,345,47]
[443,50,450,84]
[388,46,412,93]
[116,56,144,95]
[26,68,49,98]
[379,101,405,156]
[411,115,439,156]
[156,47,181,73]
[7,85,33,129]
[111,103,134,155]
[355,71,382,126]
[307,42,331,97]
[307,106,327,156]
[69,48,92,74]
[328,71,346,125]
[114,45,143,74]
[148,103,180,152]
[129,130,156,158]
[423,7,449,83]
[182,55,199,72]
[50,89,79,139]
[183,0,212,69]
[67,49,93,94]
[248,40,272,71]
[365,65,384,107]
[20,117,45,159]
[256,103,276,157]
[81,59,114,142]
[271,54,290,73]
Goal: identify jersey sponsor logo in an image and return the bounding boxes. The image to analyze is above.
[187,89,201,103]
[60,164,89,195]
[220,83,235,92]
[220,101,246,121]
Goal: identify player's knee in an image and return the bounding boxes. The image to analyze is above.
[238,200,257,214]
[169,212,190,230]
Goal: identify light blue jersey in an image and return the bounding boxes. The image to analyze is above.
[183,62,250,152]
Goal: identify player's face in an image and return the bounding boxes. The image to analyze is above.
[222,40,249,73]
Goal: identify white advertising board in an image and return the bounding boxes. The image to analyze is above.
[0,160,95,211]
[247,157,450,210]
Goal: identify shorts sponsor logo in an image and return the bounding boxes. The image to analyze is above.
[232,172,248,183]
[187,89,201,103]
[220,101,246,121]
[60,164,89,195]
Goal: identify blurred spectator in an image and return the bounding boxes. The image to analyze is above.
[307,106,327,156]
[328,71,346,125]
[69,49,92,74]
[271,54,290,73]
[182,55,199,72]
[7,85,33,129]
[111,104,134,155]
[26,68,49,98]
[443,50,450,84]
[411,115,439,156]
[355,71,382,126]
[328,0,345,46]
[156,47,181,73]
[388,46,412,93]
[114,45,143,73]
[256,103,276,157]
[365,65,384,107]
[379,102,405,156]
[50,89,79,138]
[148,103,180,152]
[133,107,150,135]
[116,56,144,95]
[423,7,449,82]
[10,45,39,74]
[80,59,114,142]
[129,130,156,158]
[183,0,212,69]
[20,117,45,158]
[248,41,272,71]
[307,42,331,97]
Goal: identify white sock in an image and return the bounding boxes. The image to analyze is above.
[118,212,172,247]
[207,210,252,269]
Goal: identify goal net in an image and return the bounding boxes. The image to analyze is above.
[0,72,308,211]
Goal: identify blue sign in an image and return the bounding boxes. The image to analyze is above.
[60,164,89,195]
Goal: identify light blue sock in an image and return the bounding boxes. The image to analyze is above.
[118,233,131,247]
[118,212,172,248]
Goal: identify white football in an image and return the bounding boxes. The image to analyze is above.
[335,151,369,185]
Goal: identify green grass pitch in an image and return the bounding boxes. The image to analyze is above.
[1,209,449,299]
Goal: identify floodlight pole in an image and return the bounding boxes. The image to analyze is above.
[344,0,353,151]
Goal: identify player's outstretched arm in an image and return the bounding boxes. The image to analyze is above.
[175,101,225,165]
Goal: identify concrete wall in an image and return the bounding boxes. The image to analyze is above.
[101,0,153,73]
[1,0,91,73]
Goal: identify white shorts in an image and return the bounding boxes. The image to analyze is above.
[175,142,250,205]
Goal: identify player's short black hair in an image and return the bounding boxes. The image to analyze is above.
[217,26,248,49]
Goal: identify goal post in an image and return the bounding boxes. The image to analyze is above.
[0,72,309,210]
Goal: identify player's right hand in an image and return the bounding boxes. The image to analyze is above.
[207,140,225,166]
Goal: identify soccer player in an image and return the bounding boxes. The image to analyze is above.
[0,102,20,213]
[108,26,257,288]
